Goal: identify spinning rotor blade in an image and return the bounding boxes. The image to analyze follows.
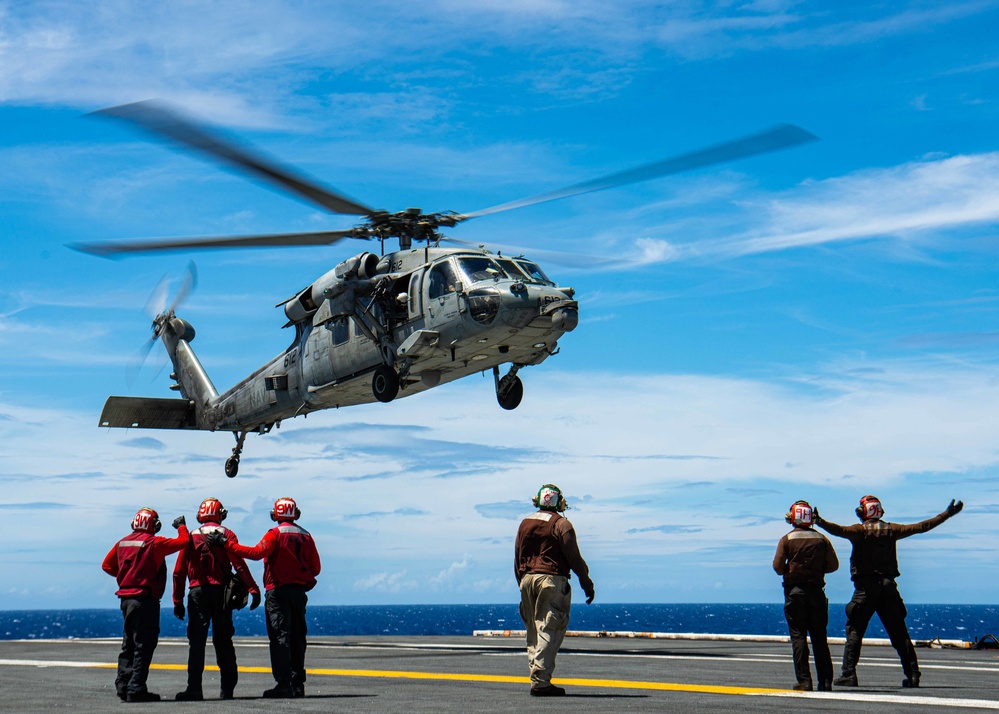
[95,101,376,217]
[460,124,817,220]
[71,229,358,257]
[128,262,196,385]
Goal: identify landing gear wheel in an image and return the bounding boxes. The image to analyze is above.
[372,365,400,403]
[225,456,239,478]
[497,375,524,410]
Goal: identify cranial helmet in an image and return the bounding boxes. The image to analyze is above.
[785,500,814,528]
[532,484,568,512]
[270,497,301,522]
[131,507,161,534]
[197,497,227,524]
[856,495,884,522]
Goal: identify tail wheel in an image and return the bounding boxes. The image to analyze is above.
[497,375,524,410]
[372,365,400,403]
[225,456,239,478]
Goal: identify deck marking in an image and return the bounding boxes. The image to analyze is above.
[2,658,999,707]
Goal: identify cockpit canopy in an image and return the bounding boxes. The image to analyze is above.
[454,255,554,287]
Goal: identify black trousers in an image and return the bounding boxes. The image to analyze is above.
[186,585,238,694]
[783,583,833,686]
[265,584,309,688]
[841,576,918,678]
[116,596,160,696]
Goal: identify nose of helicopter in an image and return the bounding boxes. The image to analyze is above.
[538,295,579,332]
[550,304,578,332]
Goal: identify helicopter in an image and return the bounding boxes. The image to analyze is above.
[74,101,816,477]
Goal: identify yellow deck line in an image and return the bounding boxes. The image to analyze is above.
[123,663,787,696]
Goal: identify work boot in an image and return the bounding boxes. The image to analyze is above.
[530,684,566,697]
[220,690,234,700]
[293,684,305,698]
[818,680,832,692]
[126,691,161,703]
[175,688,203,701]
[116,689,127,701]
[262,685,295,698]
[792,682,812,691]
[833,672,858,687]
[902,672,921,688]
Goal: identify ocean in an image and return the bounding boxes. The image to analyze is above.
[2,603,997,643]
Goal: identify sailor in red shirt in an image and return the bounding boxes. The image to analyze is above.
[208,496,321,699]
[102,507,189,703]
[172,497,261,701]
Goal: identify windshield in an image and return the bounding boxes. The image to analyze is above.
[457,256,507,284]
[513,259,554,286]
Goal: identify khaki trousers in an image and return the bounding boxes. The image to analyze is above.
[519,573,571,687]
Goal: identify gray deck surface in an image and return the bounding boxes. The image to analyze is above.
[2,635,998,712]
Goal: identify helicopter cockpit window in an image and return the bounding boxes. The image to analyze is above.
[514,260,554,286]
[496,258,527,280]
[457,256,504,285]
[428,261,457,299]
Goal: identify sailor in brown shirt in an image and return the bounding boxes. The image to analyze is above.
[773,500,839,692]
[816,495,963,689]
[514,484,594,697]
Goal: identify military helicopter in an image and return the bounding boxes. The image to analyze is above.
[74,102,815,476]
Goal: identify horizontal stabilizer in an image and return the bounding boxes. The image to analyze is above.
[99,396,199,430]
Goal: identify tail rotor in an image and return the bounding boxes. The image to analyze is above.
[127,262,198,386]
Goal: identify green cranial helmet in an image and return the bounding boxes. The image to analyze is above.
[533,484,568,512]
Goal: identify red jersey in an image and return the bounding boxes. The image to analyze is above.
[102,526,189,598]
[227,522,321,591]
[172,523,259,605]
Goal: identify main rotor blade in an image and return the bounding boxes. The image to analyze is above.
[461,124,818,220]
[71,230,360,258]
[94,101,376,217]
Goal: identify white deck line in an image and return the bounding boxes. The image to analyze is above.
[472,629,972,648]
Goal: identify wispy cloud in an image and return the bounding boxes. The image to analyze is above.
[626,152,999,265]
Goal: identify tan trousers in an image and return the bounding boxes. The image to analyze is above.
[519,573,571,687]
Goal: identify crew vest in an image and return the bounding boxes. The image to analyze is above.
[518,511,571,578]
[114,531,167,597]
[265,522,318,590]
[851,520,900,578]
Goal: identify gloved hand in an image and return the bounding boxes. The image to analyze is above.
[174,603,185,620]
[584,583,595,605]
[250,591,261,611]
[946,499,964,517]
[205,530,227,547]
[812,508,822,523]
[172,515,186,529]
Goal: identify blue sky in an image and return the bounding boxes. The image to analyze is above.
[2,1,998,610]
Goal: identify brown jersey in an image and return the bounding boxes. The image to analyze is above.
[515,511,592,592]
[773,527,839,587]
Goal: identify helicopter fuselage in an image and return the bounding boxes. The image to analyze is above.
[101,245,578,467]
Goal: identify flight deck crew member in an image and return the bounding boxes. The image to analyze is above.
[172,497,261,701]
[773,500,839,692]
[515,484,595,697]
[816,495,964,688]
[102,507,189,703]
[208,496,321,699]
